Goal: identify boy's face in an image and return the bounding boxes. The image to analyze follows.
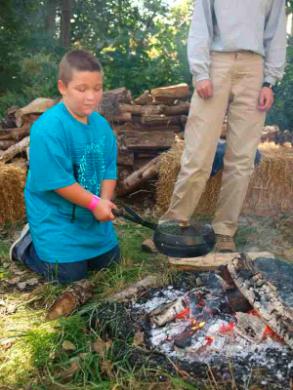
[58,70,103,121]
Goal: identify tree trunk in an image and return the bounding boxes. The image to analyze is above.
[60,0,73,48]
[45,0,58,37]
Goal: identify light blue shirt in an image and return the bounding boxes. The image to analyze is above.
[188,0,287,85]
[25,102,118,263]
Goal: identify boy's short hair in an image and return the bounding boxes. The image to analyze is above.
[59,49,102,85]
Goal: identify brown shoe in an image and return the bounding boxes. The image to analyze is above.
[215,234,236,253]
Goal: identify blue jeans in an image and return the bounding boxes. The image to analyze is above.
[21,242,121,284]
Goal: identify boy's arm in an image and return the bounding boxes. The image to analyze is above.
[100,180,116,200]
[55,183,116,221]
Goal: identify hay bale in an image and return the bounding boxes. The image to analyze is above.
[243,143,293,216]
[156,140,293,217]
[0,163,26,225]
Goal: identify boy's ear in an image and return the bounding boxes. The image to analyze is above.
[58,80,67,95]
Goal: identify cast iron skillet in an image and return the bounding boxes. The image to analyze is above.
[113,205,215,258]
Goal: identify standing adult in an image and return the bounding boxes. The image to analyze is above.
[161,0,287,252]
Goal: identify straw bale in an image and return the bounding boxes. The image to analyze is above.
[0,163,26,225]
[156,140,293,217]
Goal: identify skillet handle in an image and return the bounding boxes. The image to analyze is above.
[113,206,156,230]
[112,208,124,218]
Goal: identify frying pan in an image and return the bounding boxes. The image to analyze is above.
[113,205,215,258]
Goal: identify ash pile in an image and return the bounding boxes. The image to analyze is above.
[131,255,293,389]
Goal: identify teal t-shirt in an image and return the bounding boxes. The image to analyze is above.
[25,102,118,263]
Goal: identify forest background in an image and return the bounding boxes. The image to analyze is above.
[0,0,292,130]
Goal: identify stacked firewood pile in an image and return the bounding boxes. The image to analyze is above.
[99,84,191,183]
[0,84,191,170]
[0,98,56,166]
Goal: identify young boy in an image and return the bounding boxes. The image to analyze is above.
[10,49,120,283]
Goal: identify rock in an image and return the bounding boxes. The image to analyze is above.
[283,248,293,260]
[141,238,158,253]
[62,340,76,351]
[17,282,27,291]
[7,276,21,285]
[25,278,39,286]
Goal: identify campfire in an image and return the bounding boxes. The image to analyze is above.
[92,254,292,389]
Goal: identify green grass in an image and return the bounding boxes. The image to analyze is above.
[0,221,186,390]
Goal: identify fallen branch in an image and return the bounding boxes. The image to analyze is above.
[109,275,159,302]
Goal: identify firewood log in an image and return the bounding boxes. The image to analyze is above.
[0,140,15,150]
[99,87,132,117]
[46,279,94,320]
[118,150,134,167]
[0,123,30,142]
[168,252,274,271]
[151,83,190,99]
[117,155,161,196]
[122,130,175,151]
[133,115,182,126]
[0,136,30,163]
[134,91,153,105]
[162,102,190,115]
[109,112,132,123]
[118,103,164,116]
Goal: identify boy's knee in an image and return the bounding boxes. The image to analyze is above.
[48,262,88,284]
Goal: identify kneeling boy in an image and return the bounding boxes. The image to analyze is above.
[10,49,120,283]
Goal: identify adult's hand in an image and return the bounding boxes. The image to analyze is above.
[258,87,274,112]
[196,79,213,99]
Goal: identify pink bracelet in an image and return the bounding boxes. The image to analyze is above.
[87,195,101,211]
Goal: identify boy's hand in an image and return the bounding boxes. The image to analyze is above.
[92,199,117,222]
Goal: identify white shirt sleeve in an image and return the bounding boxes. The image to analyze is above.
[263,0,287,85]
[187,0,214,82]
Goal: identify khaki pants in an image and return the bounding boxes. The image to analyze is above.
[161,51,266,236]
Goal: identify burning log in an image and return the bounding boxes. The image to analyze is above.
[149,297,187,327]
[235,312,271,343]
[227,253,293,349]
[174,320,206,348]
